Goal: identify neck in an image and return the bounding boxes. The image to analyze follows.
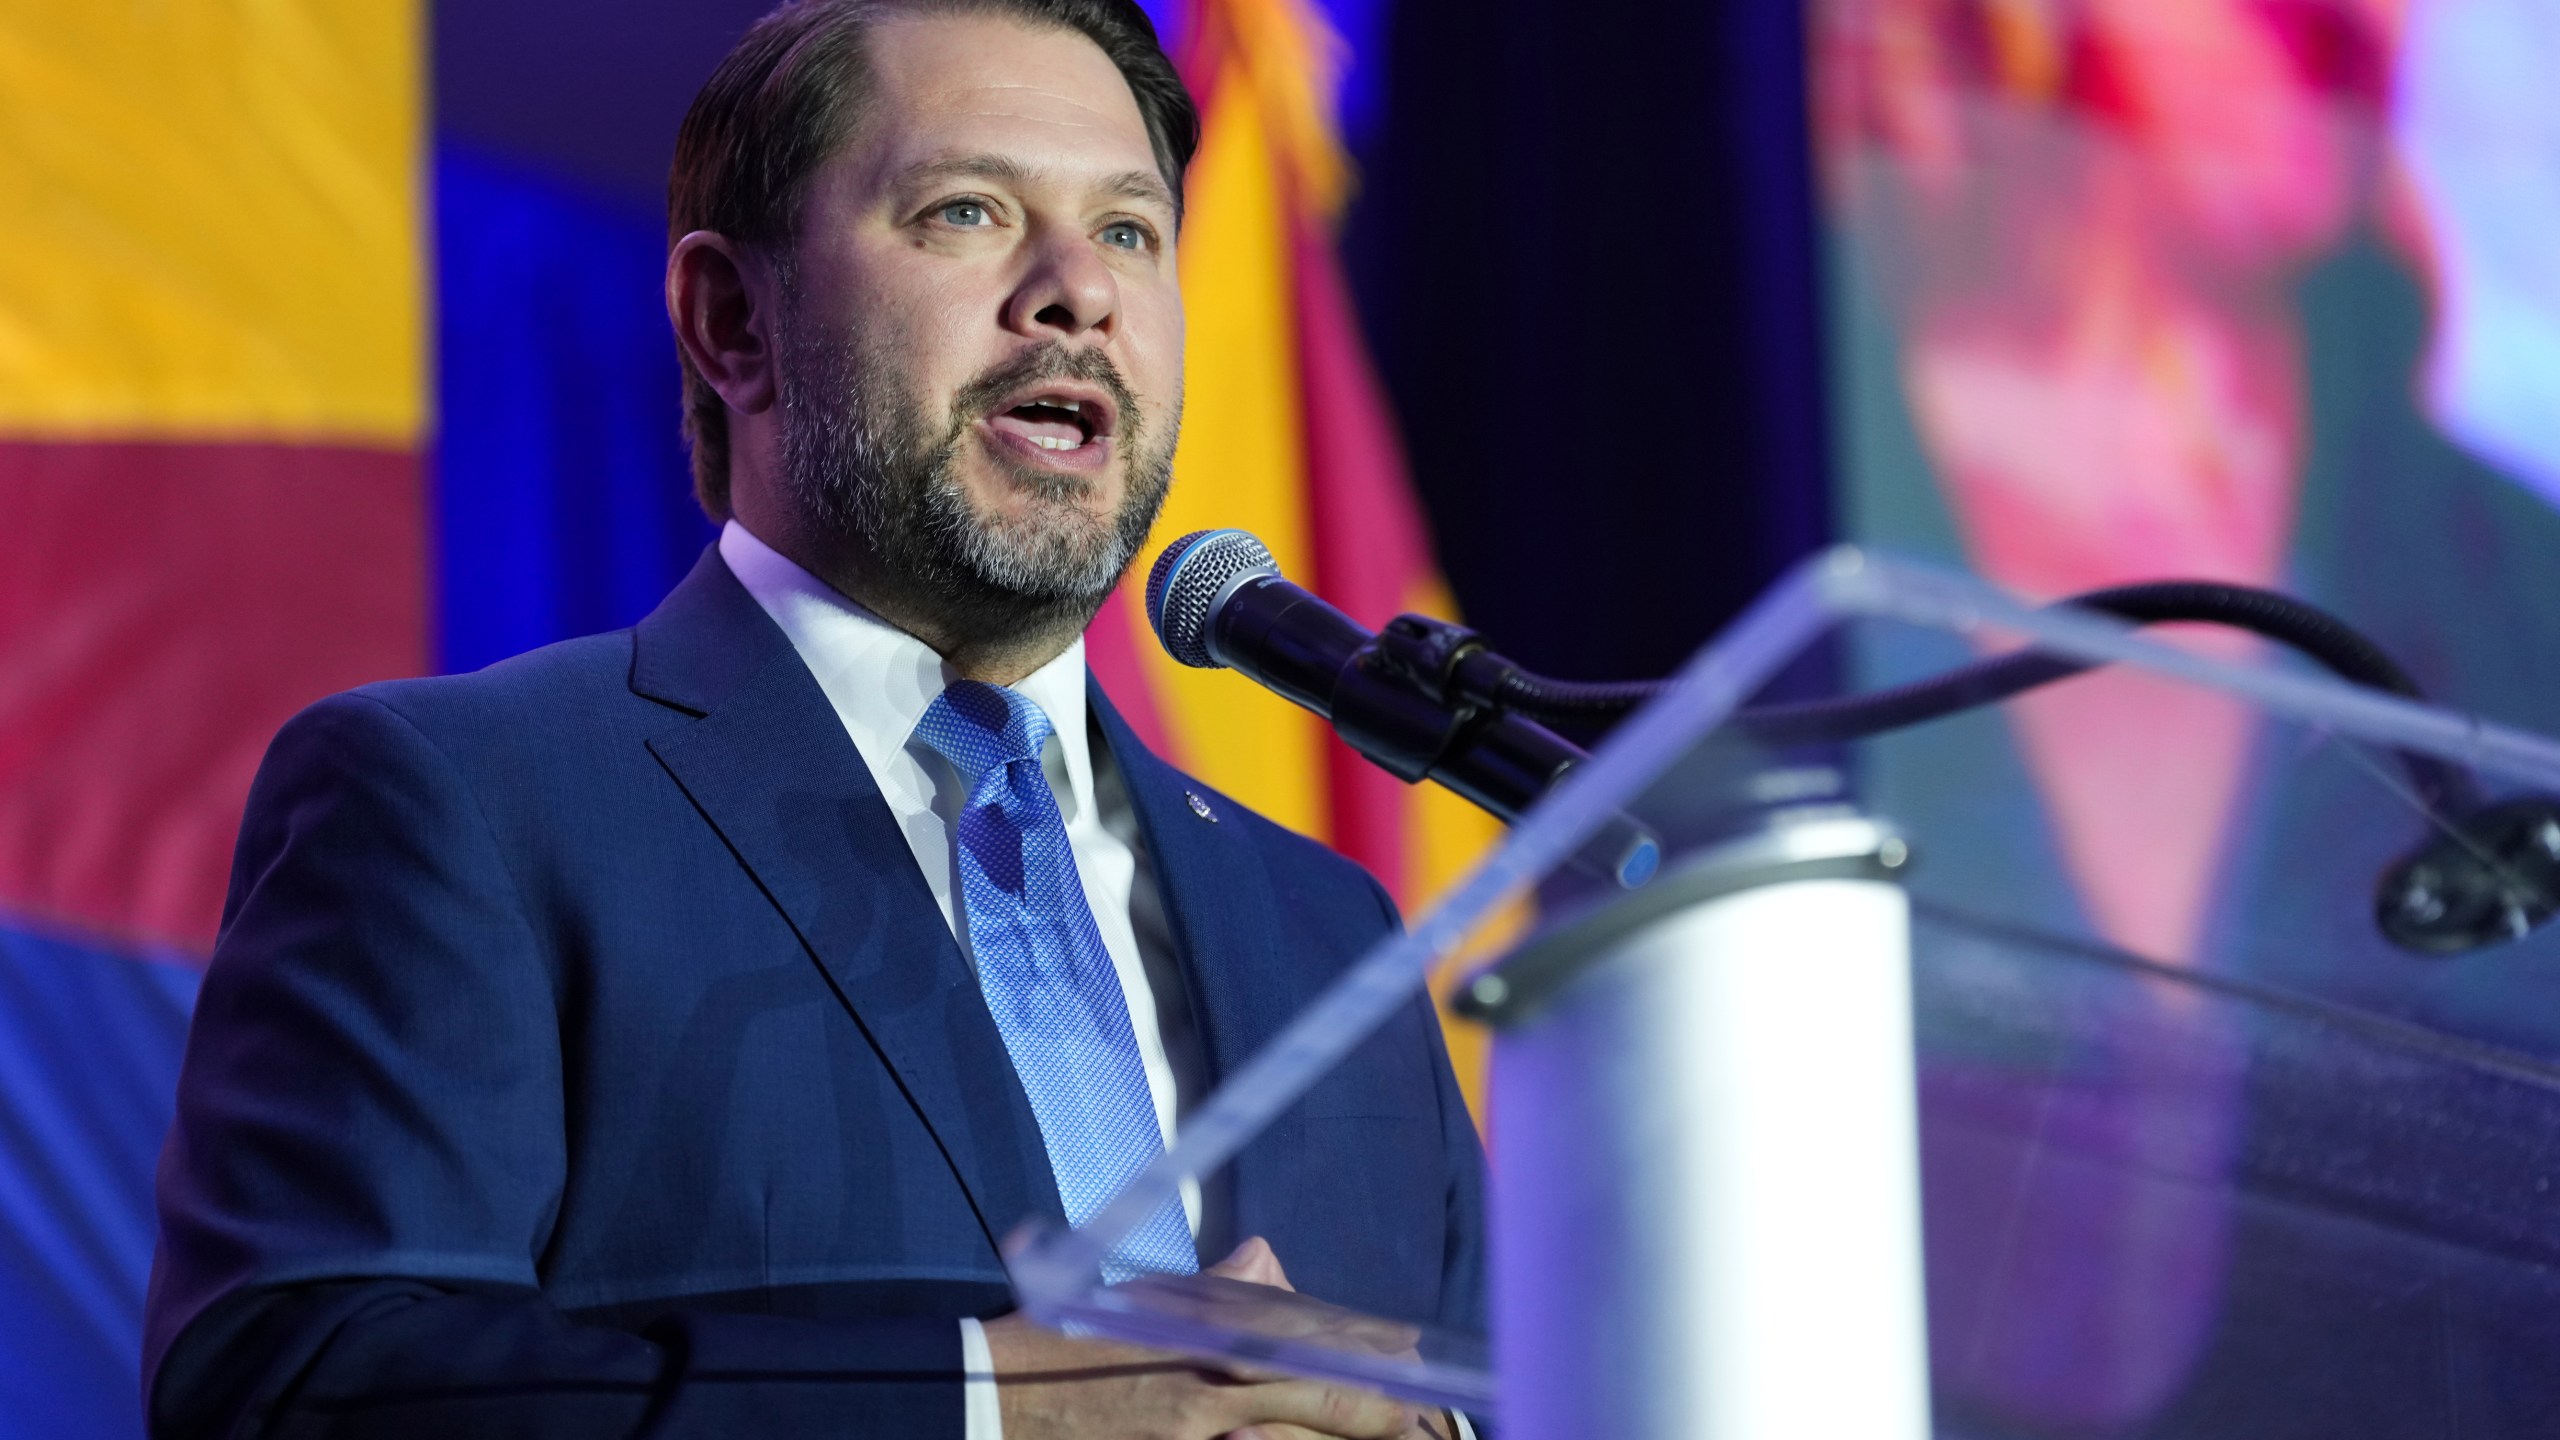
[882,598,1087,687]
[737,510,1091,687]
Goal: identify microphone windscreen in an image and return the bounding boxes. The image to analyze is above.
[1145,528,1279,669]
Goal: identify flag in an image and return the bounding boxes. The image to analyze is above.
[0,6,425,1430]
[0,2,427,957]
[1088,0,1508,1111]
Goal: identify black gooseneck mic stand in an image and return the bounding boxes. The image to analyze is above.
[1148,528,2558,957]
[1405,580,2560,958]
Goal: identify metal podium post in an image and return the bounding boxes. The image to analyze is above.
[1458,812,1932,1440]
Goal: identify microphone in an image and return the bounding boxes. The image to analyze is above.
[1145,529,1660,889]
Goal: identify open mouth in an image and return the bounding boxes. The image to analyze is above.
[983,382,1119,462]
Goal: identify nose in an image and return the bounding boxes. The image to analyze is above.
[1001,224,1120,342]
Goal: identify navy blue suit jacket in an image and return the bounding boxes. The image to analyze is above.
[144,547,1486,1438]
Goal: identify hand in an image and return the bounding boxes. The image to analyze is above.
[1118,1239,1423,1364]
[985,1239,1420,1440]
[1206,1241,1453,1440]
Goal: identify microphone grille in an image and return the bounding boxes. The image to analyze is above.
[1146,529,1279,669]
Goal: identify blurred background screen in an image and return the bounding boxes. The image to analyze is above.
[1818,0,2560,980]
[1815,1,2560,1432]
[2,0,2556,1434]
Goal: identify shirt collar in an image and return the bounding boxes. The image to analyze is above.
[717,519,1097,820]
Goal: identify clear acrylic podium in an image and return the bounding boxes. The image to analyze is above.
[1006,548,2560,1438]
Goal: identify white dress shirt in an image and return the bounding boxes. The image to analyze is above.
[720,522,1203,1440]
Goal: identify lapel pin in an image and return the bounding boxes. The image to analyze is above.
[1185,790,1218,822]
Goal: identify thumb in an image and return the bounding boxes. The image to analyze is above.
[1208,1235,1295,1290]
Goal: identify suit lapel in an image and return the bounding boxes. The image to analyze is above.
[634,549,1065,1257]
[1089,682,1312,1255]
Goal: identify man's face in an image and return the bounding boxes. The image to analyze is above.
[772,12,1184,619]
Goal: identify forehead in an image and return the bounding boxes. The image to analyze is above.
[844,12,1160,190]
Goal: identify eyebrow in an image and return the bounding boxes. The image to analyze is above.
[889,150,1176,214]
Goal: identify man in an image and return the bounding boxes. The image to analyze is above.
[140,2,1485,1436]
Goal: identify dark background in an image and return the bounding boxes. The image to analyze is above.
[430,0,1832,682]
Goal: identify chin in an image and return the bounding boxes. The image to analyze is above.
[965,448,1123,524]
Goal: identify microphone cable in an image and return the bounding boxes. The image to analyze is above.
[1461,580,2476,819]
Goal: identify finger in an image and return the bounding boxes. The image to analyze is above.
[1176,1281,1423,1357]
[1326,1315,1422,1356]
[1228,1417,1445,1440]
[1208,1236,1290,1289]
[1271,1311,1420,1356]
[1228,1299,1420,1356]
[1223,1378,1415,1440]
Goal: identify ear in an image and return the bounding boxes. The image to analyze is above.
[666,230,778,417]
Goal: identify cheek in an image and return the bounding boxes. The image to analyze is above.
[852,257,1005,406]
[1117,289,1185,411]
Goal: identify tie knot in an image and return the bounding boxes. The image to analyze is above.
[914,681,1055,784]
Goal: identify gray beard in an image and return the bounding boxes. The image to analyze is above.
[773,304,1178,641]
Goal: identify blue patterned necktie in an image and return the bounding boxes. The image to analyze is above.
[913,680,1198,1283]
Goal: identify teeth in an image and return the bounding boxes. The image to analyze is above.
[1033,435,1079,450]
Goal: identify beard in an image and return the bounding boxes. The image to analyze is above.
[772,297,1178,642]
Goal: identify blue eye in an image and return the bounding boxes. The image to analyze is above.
[1100,222,1148,251]
[937,200,991,227]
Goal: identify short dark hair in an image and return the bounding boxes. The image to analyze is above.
[667,0,1198,520]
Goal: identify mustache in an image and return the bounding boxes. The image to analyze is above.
[949,344,1142,439]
